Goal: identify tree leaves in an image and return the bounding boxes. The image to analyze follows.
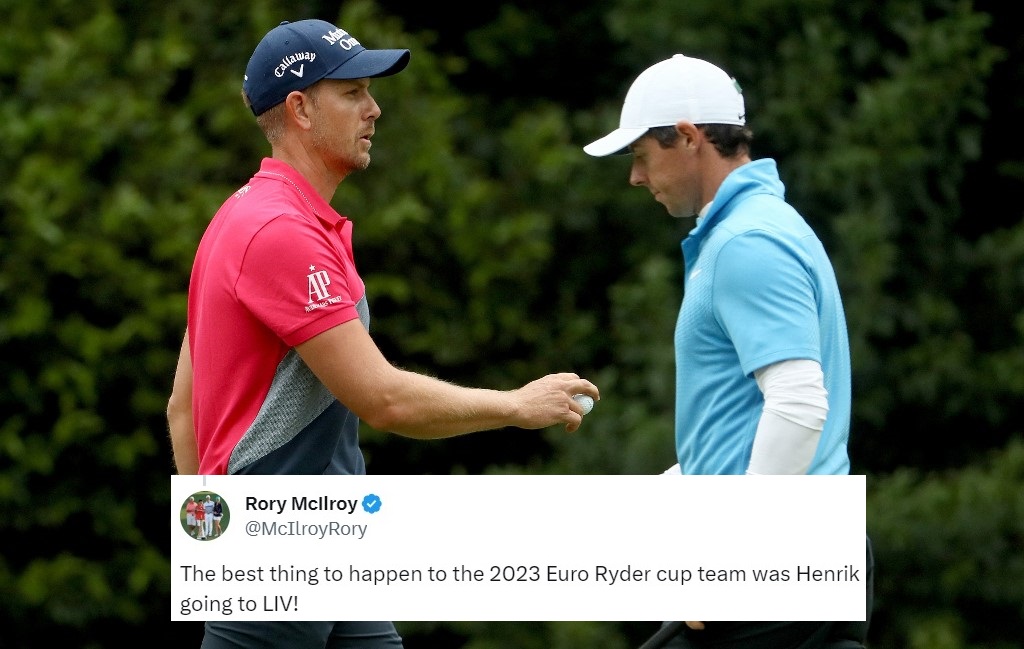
[1,0,1022,646]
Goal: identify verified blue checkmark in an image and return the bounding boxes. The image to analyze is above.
[362,493,382,514]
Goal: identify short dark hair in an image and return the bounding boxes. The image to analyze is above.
[242,81,326,144]
[646,123,753,158]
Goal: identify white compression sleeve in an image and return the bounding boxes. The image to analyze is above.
[747,359,829,475]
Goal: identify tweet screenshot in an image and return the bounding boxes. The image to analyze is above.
[171,475,866,621]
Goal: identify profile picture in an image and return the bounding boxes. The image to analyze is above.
[180,491,230,541]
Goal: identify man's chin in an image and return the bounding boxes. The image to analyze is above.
[663,202,696,219]
[350,154,371,172]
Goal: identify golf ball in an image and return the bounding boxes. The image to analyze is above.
[573,394,595,415]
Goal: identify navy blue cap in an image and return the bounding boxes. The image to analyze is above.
[243,19,410,116]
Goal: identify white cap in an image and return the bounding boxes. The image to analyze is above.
[583,54,745,157]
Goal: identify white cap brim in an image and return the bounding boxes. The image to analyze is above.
[583,127,649,157]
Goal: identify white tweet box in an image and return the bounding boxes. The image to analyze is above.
[171,474,866,621]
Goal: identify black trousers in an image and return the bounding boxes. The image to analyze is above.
[655,536,874,649]
[201,621,403,649]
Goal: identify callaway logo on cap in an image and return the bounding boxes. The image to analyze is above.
[243,19,410,116]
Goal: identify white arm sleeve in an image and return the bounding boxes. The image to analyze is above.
[747,359,829,475]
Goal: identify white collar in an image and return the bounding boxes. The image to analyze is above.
[694,201,713,227]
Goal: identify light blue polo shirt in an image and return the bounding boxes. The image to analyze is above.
[674,158,851,475]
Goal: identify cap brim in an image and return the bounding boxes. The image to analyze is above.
[326,48,411,80]
[583,127,648,157]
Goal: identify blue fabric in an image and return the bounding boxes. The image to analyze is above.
[674,159,852,475]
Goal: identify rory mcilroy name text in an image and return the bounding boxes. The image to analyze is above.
[247,496,359,515]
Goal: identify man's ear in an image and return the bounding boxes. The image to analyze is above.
[675,121,702,151]
[284,90,314,130]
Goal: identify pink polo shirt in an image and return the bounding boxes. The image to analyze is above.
[188,158,366,475]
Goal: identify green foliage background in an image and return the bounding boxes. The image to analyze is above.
[0,0,1021,647]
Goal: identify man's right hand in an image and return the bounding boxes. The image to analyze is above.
[511,373,600,433]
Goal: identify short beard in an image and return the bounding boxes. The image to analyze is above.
[311,120,371,173]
